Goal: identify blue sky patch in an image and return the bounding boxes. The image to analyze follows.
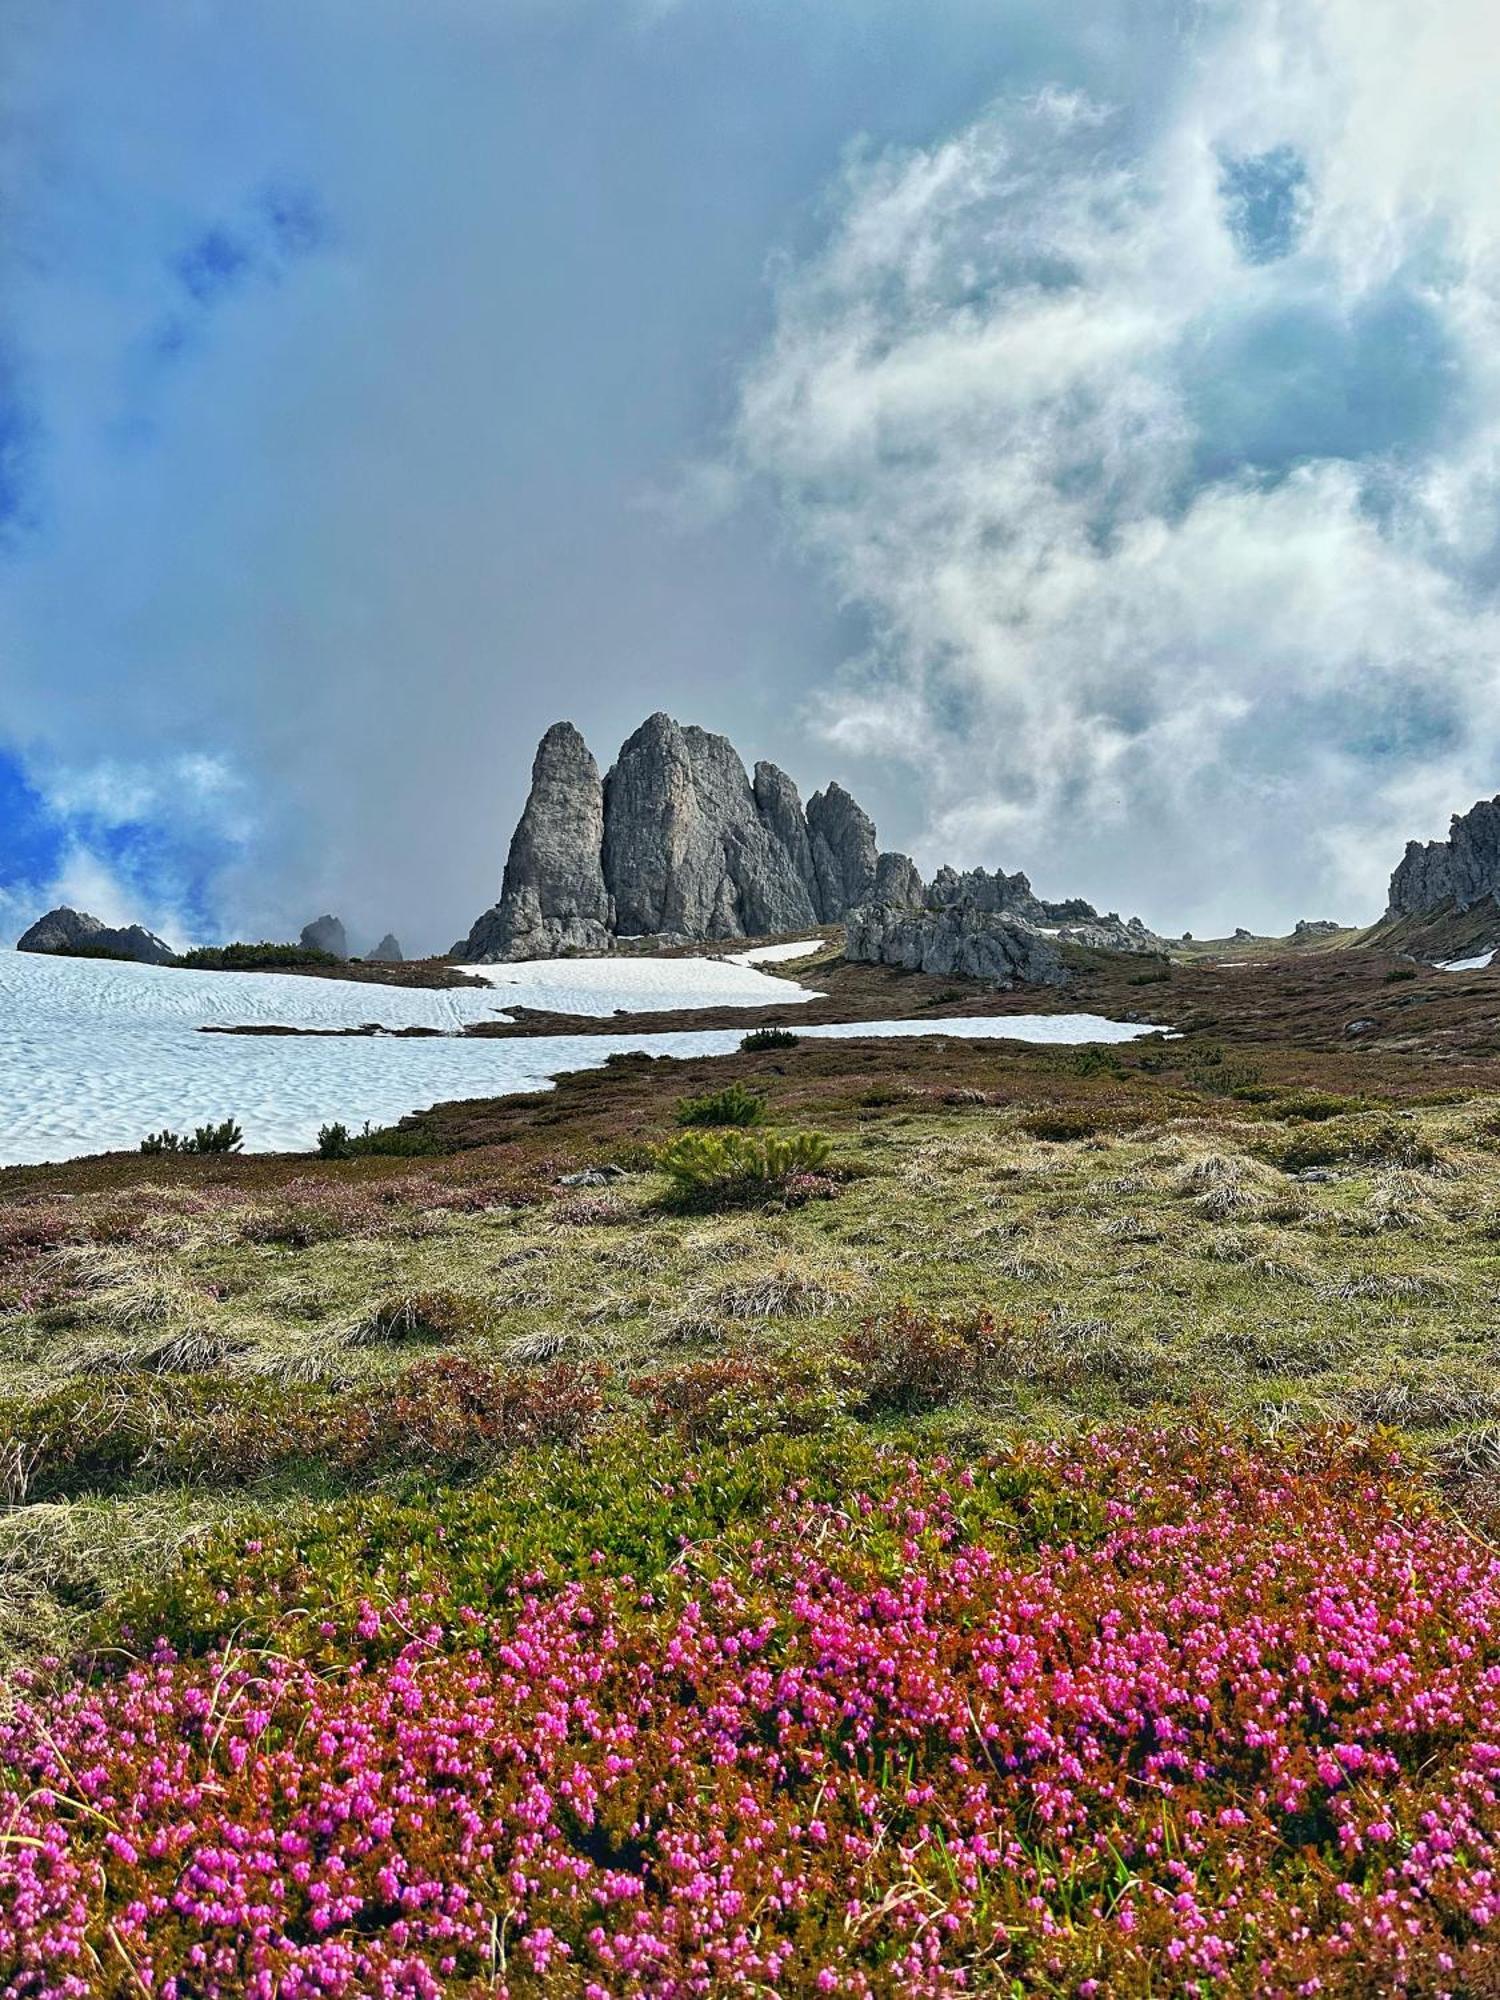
[0,751,65,890]
[1185,280,1466,481]
[174,225,254,305]
[1219,146,1310,264]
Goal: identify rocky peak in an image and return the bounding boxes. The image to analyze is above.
[463,712,880,960]
[16,907,176,966]
[1388,795,1500,918]
[368,934,404,963]
[805,782,879,920]
[300,915,349,960]
[465,721,613,961]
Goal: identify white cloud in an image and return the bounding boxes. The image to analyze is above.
[734,1,1500,932]
[34,751,249,835]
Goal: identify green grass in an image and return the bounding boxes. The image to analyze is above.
[8,1019,1500,1667]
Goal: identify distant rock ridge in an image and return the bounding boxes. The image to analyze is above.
[1388,796,1500,918]
[845,904,1070,989]
[844,867,1164,985]
[16,907,175,966]
[922,865,1160,952]
[460,713,920,961]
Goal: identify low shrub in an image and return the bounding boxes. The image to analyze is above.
[1064,1046,1129,1078]
[674,1081,768,1128]
[630,1354,842,1444]
[1385,963,1420,982]
[347,1288,486,1347]
[1274,1089,1366,1122]
[0,1355,605,1501]
[740,1025,799,1050]
[180,941,341,970]
[656,1128,832,1203]
[840,1301,1012,1415]
[1264,1114,1448,1176]
[317,1118,439,1159]
[140,1118,243,1155]
[1020,1105,1102,1142]
[1181,1046,1266,1098]
[15,1430,1487,1996]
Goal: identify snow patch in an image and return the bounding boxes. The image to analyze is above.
[724,940,826,967]
[0,951,1163,1165]
[1436,951,1496,972]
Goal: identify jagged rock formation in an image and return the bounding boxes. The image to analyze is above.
[601,715,820,939]
[806,783,878,919]
[1388,797,1500,917]
[465,724,615,960]
[461,714,918,961]
[846,904,1067,988]
[17,907,176,965]
[300,915,349,960]
[846,863,1163,986]
[921,865,1163,954]
[368,934,404,963]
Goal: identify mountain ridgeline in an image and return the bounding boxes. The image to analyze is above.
[459,713,1165,969]
[459,714,921,960]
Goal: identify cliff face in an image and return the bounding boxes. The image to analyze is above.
[1388,797,1500,918]
[461,714,916,960]
[465,723,614,960]
[601,715,819,940]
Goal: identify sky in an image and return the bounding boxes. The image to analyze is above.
[3,0,1500,950]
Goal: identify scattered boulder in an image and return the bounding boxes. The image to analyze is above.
[300,915,349,960]
[16,907,175,966]
[368,934,404,963]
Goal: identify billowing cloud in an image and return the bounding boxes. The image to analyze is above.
[734,1,1500,932]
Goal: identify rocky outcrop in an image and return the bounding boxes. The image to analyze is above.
[873,850,923,907]
[464,723,614,960]
[462,713,893,961]
[922,865,1160,951]
[805,783,878,919]
[300,915,349,960]
[845,856,1163,988]
[601,715,819,941]
[16,907,176,965]
[845,903,1067,988]
[461,712,1163,970]
[368,934,404,963]
[1388,796,1500,917]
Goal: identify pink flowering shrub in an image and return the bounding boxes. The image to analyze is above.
[5,1429,1500,1994]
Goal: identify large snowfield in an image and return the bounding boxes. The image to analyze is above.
[0,950,1164,1165]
